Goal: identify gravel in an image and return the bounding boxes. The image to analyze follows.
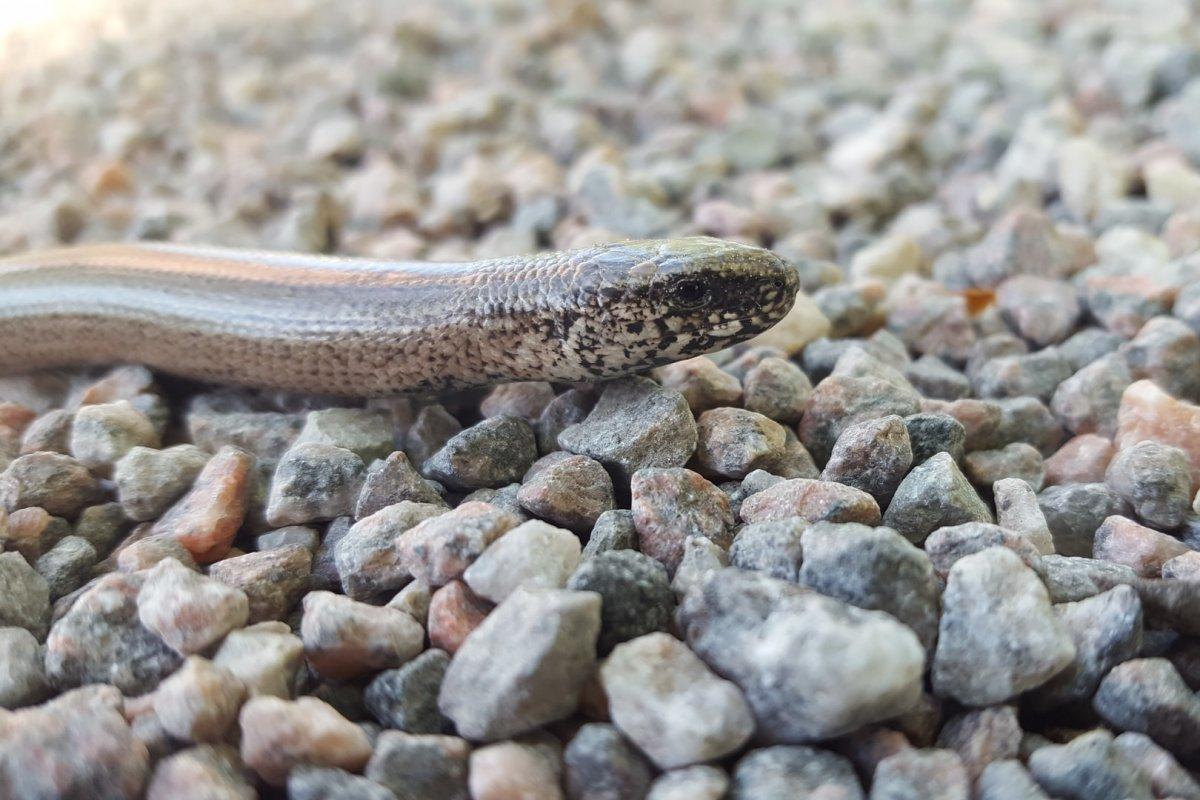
[5,0,1200,793]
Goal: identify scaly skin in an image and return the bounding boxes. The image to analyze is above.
[0,237,798,396]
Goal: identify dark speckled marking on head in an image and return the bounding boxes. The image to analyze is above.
[0,237,799,395]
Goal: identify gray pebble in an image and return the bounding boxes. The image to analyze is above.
[1093,657,1200,763]
[558,377,697,483]
[288,766,398,800]
[336,501,445,599]
[563,723,654,800]
[902,355,971,401]
[294,408,394,463]
[356,451,446,520]
[820,415,913,506]
[903,413,966,464]
[0,551,50,639]
[438,587,600,741]
[365,649,452,734]
[0,627,50,708]
[645,765,729,800]
[1038,483,1130,557]
[113,445,209,522]
[266,443,365,527]
[729,518,805,583]
[1027,729,1153,800]
[1105,439,1192,529]
[365,731,469,800]
[976,760,1051,800]
[883,452,991,543]
[35,535,97,600]
[404,405,461,468]
[798,375,921,464]
[517,453,614,532]
[423,415,537,491]
[566,549,673,653]
[799,521,940,651]
[0,452,103,519]
[742,356,811,424]
[678,568,923,742]
[730,745,863,800]
[933,548,1075,706]
[582,509,638,559]
[869,749,969,800]
[1050,354,1132,438]
[1112,731,1200,799]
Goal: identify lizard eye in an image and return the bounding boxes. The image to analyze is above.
[672,277,711,310]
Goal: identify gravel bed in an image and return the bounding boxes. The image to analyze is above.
[1,0,1200,798]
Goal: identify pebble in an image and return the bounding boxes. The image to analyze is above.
[995,275,1081,346]
[427,580,492,653]
[70,399,160,470]
[1122,315,1200,402]
[74,500,133,554]
[294,408,394,463]
[799,522,941,651]
[146,745,256,800]
[19,408,74,455]
[516,453,614,532]
[209,545,312,622]
[213,622,304,698]
[1112,731,1200,799]
[741,356,811,424]
[115,534,195,572]
[1105,439,1192,530]
[152,656,246,743]
[301,591,424,680]
[729,745,863,800]
[266,443,365,527]
[678,568,924,742]
[113,445,210,522]
[693,407,786,479]
[964,442,1044,492]
[582,509,638,558]
[1027,729,1153,800]
[405,405,462,468]
[558,377,698,483]
[239,695,373,786]
[45,571,181,694]
[670,535,729,596]
[0,451,103,518]
[993,478,1055,554]
[883,452,992,543]
[800,375,921,465]
[925,521,1045,578]
[902,355,971,401]
[869,749,969,800]
[423,415,537,491]
[151,445,253,563]
[256,524,319,551]
[366,732,470,800]
[365,649,452,734]
[565,548,673,653]
[1043,433,1115,486]
[397,501,520,587]
[35,534,96,599]
[0,685,150,800]
[1032,585,1143,707]
[903,412,966,464]
[630,467,733,573]
[187,410,303,463]
[4,506,69,562]
[480,382,557,423]
[438,587,600,741]
[1037,483,1130,557]
[463,519,580,602]
[935,706,1021,782]
[976,760,1051,800]
[138,557,250,655]
[535,390,594,455]
[820,414,913,505]
[1093,657,1200,763]
[1115,380,1200,486]
[602,631,753,769]
[932,548,1076,705]
[288,767,397,800]
[657,357,742,414]
[0,627,50,708]
[645,765,729,800]
[1163,549,1200,579]
[563,723,654,800]
[355,451,446,519]
[729,518,806,583]
[1093,515,1190,577]
[467,741,562,800]
[336,501,445,599]
[739,477,881,526]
